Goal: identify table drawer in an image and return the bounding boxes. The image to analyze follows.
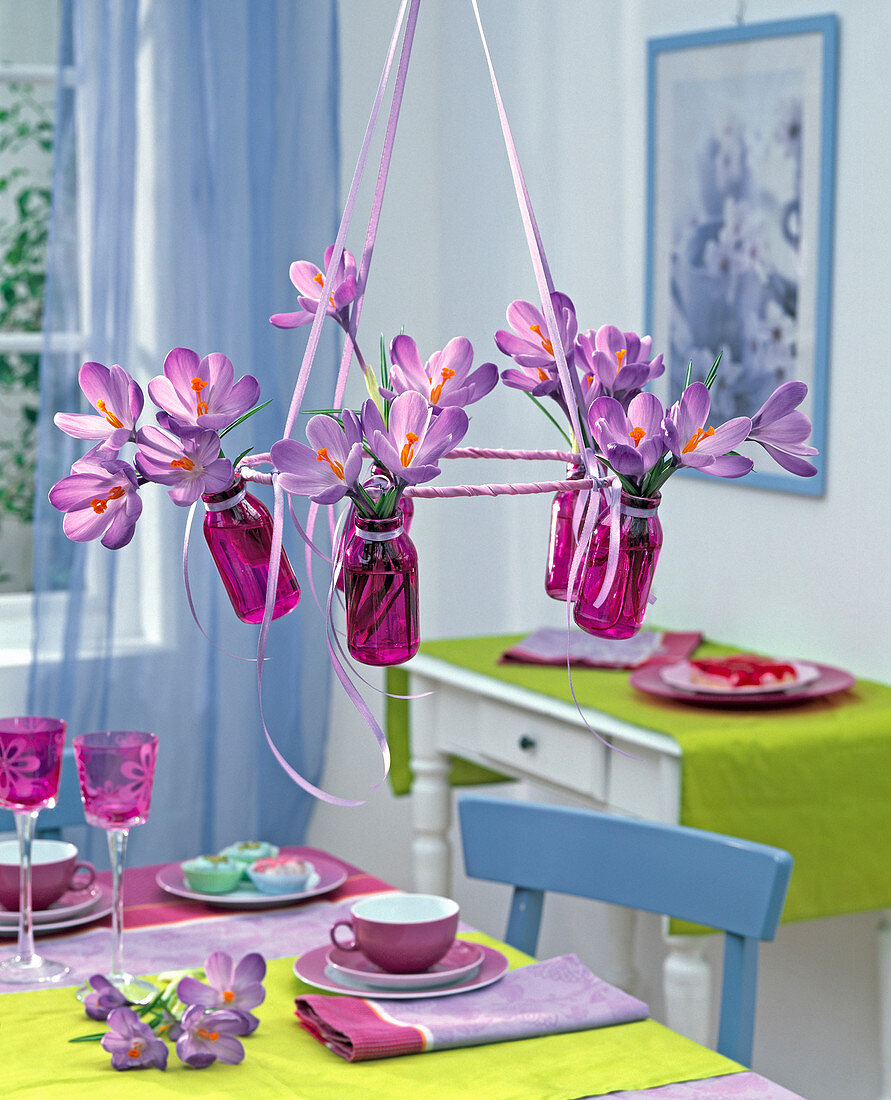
[443,694,607,800]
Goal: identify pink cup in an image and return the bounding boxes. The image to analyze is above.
[330,893,459,973]
[0,839,96,911]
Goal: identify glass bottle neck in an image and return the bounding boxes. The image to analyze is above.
[619,491,660,518]
[203,476,247,512]
[354,514,404,542]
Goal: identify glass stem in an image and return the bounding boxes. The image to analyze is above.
[14,810,38,963]
[107,827,129,979]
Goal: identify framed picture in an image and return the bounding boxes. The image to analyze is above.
[645,15,838,495]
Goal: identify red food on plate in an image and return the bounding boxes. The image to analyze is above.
[689,654,798,689]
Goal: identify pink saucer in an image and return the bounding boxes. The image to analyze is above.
[295,942,509,999]
[327,939,485,990]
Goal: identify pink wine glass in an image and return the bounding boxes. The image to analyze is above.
[0,716,68,984]
[73,730,158,1001]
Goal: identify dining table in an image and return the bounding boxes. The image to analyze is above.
[0,845,806,1099]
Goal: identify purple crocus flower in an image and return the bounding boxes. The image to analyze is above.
[576,325,665,408]
[134,425,233,506]
[270,245,359,330]
[177,951,266,1028]
[48,451,142,549]
[495,292,578,396]
[53,362,144,452]
[588,392,668,478]
[746,380,818,477]
[664,382,754,478]
[175,1005,246,1068]
[147,348,261,432]
[362,392,468,486]
[271,411,364,505]
[83,974,132,1021]
[101,1007,168,1071]
[388,334,497,410]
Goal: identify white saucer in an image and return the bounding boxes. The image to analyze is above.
[0,885,101,926]
[327,940,485,990]
[295,942,509,1000]
[0,883,113,938]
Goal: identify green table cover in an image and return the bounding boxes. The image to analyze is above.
[4,939,742,1099]
[388,634,891,926]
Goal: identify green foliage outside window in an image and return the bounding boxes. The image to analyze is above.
[0,82,52,538]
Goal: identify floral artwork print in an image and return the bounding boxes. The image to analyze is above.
[664,76,807,425]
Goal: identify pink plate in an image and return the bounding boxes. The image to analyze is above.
[0,882,113,938]
[0,885,102,926]
[155,854,347,908]
[630,661,856,708]
[327,939,485,990]
[295,942,509,999]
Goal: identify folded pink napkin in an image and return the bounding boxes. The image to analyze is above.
[499,628,702,669]
[295,954,648,1062]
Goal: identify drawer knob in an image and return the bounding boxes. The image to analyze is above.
[518,735,537,751]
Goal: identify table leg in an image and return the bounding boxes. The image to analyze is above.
[606,907,638,994]
[879,910,891,1100]
[409,752,452,897]
[663,930,712,1048]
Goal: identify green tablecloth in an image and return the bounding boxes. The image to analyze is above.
[4,939,742,1099]
[388,634,891,926]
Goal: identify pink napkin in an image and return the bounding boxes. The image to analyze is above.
[295,954,648,1061]
[499,628,702,669]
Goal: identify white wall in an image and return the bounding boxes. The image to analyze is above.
[308,3,891,1098]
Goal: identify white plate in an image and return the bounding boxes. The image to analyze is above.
[0,883,113,938]
[660,659,820,696]
[295,942,509,1000]
[0,885,102,926]
[327,940,485,990]
[155,854,347,908]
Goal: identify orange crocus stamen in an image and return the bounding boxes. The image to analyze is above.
[170,456,195,471]
[615,348,627,371]
[95,399,123,429]
[128,1044,142,1058]
[429,367,455,405]
[197,1028,219,1042]
[312,271,336,307]
[682,426,716,454]
[316,447,344,480]
[536,368,549,382]
[90,485,127,514]
[529,323,553,357]
[400,431,419,468]
[191,377,209,417]
[222,990,235,1003]
[629,426,646,447]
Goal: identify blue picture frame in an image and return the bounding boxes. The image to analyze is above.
[645,15,838,496]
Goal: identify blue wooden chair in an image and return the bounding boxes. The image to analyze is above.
[0,748,84,839]
[457,794,793,1066]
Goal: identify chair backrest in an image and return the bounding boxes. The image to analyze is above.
[458,794,793,1067]
[0,748,84,839]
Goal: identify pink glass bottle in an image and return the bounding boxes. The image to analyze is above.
[336,478,413,592]
[545,461,586,601]
[202,476,301,623]
[573,491,662,639]
[343,512,419,666]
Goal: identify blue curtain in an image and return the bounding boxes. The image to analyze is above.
[28,0,339,865]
